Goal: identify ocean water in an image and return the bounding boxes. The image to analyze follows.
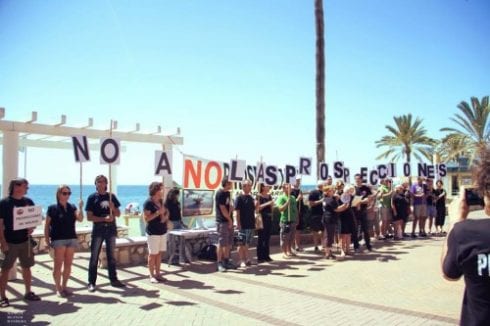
[25,185,149,213]
[23,184,316,213]
[18,184,314,236]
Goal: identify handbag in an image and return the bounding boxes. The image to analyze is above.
[255,212,264,230]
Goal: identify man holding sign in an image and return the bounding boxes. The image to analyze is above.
[0,178,41,307]
[86,175,125,292]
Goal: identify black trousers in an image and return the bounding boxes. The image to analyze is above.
[257,213,272,260]
[352,210,371,250]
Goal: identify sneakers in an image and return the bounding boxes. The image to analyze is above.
[265,257,273,262]
[88,284,96,292]
[150,277,159,284]
[217,262,226,272]
[240,260,252,267]
[56,290,67,298]
[224,260,237,270]
[24,292,41,301]
[110,280,126,288]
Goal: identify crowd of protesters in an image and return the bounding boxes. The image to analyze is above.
[0,173,449,306]
[214,173,448,271]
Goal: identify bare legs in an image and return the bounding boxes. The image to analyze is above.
[148,252,164,280]
[339,234,351,256]
[53,246,75,295]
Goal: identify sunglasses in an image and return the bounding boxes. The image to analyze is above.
[61,191,72,196]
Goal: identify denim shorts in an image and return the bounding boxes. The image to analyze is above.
[427,205,437,217]
[51,238,79,248]
[237,229,254,246]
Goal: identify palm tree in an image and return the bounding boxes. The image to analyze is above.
[376,114,436,164]
[440,96,490,162]
[434,134,472,163]
[315,0,325,178]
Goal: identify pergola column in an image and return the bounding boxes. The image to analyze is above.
[2,130,19,197]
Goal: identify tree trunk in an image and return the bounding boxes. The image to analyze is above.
[406,147,412,186]
[315,0,325,178]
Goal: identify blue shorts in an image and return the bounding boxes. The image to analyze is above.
[427,205,437,218]
[51,238,79,249]
[237,229,254,246]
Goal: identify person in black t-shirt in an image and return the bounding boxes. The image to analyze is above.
[434,180,447,235]
[256,183,274,262]
[322,185,349,259]
[85,175,124,292]
[353,174,374,252]
[291,177,305,252]
[0,178,41,307]
[234,180,255,268]
[44,185,84,297]
[442,148,490,326]
[165,188,186,230]
[391,185,409,240]
[143,182,169,283]
[215,177,235,272]
[308,180,325,252]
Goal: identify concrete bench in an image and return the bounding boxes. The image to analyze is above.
[31,224,129,255]
[99,236,148,268]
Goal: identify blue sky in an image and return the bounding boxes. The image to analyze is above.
[0,0,489,186]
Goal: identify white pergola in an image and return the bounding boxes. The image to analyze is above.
[0,108,184,196]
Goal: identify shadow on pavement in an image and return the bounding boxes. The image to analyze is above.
[164,278,215,290]
[164,300,197,306]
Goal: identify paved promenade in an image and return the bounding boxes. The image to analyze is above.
[0,232,463,326]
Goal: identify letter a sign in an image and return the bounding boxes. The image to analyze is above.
[155,150,172,176]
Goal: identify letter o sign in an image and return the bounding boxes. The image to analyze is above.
[100,138,120,165]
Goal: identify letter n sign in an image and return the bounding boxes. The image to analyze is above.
[100,138,121,165]
[71,135,90,162]
[155,150,172,176]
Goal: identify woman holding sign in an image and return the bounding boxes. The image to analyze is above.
[44,185,83,297]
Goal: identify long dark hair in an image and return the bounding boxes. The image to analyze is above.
[165,188,180,205]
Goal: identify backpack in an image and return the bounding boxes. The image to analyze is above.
[198,244,217,261]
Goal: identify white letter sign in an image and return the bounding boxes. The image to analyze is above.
[155,150,172,176]
[14,205,43,230]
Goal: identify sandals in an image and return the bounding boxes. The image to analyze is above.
[24,292,41,301]
[0,297,9,308]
